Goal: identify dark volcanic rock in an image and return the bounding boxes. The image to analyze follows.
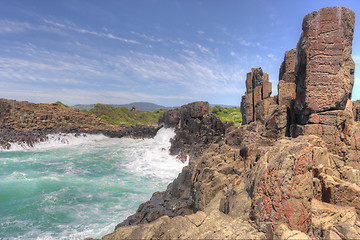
[168,101,226,158]
[158,108,181,129]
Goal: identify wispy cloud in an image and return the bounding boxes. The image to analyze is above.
[0,20,33,34]
[43,19,141,45]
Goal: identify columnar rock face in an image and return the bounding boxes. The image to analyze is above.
[278,49,297,107]
[241,67,272,124]
[294,6,355,117]
[290,7,358,164]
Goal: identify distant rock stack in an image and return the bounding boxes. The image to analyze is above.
[240,67,272,125]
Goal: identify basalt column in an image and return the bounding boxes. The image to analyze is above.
[293,6,355,119]
[241,67,272,124]
[291,7,357,161]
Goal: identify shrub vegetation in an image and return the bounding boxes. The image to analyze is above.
[82,104,168,126]
[210,106,242,127]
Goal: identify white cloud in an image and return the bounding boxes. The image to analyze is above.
[44,19,141,45]
[267,54,277,61]
[0,20,31,34]
[353,55,360,64]
[197,30,205,36]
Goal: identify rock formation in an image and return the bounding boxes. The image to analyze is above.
[241,67,272,124]
[354,101,360,121]
[89,6,360,240]
[0,99,158,149]
[159,101,226,157]
[115,101,226,228]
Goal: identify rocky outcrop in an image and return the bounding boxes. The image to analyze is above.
[354,101,360,121]
[91,6,360,240]
[160,101,226,158]
[294,7,355,116]
[241,67,272,125]
[0,99,158,149]
[278,49,297,108]
[115,101,227,228]
[289,7,359,171]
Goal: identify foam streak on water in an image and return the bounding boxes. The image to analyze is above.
[0,128,185,240]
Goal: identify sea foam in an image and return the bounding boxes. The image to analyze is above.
[0,128,186,240]
[1,133,109,152]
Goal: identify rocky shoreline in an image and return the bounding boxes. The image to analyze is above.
[87,7,360,240]
[2,6,360,240]
[0,98,158,150]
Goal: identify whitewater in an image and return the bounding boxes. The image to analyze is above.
[0,128,187,240]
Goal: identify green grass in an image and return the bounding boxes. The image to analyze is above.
[82,104,168,126]
[210,106,242,127]
[52,101,70,108]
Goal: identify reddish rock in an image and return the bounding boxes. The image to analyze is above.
[294,7,355,115]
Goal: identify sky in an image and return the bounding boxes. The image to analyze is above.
[1,0,360,107]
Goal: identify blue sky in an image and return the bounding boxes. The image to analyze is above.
[1,0,360,107]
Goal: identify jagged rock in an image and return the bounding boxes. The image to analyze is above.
[311,198,360,238]
[168,101,226,158]
[158,108,180,128]
[278,49,297,107]
[265,104,288,137]
[192,141,244,211]
[249,136,326,234]
[116,163,195,228]
[294,7,355,115]
[241,68,272,125]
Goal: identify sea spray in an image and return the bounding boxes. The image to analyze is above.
[0,128,185,239]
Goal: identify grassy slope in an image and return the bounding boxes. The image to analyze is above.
[82,104,167,126]
[210,106,242,127]
[79,104,242,127]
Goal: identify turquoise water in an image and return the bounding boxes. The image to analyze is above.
[0,128,185,239]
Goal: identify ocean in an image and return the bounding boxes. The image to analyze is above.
[0,128,186,240]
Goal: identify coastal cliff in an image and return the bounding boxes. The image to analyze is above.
[91,7,360,239]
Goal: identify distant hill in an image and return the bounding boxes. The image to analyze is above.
[210,104,238,108]
[72,102,170,112]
